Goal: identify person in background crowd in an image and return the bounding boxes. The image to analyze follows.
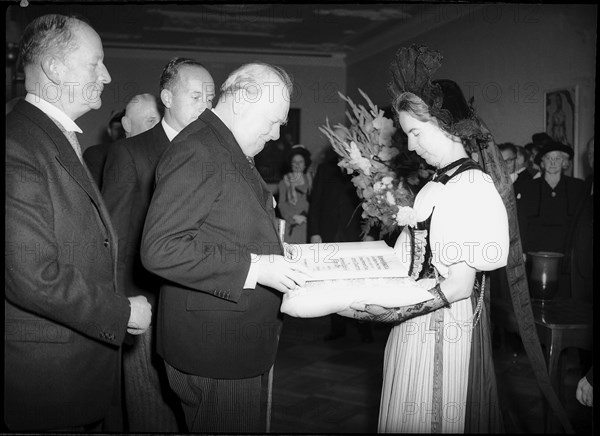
[100,57,215,432]
[514,140,585,298]
[524,142,542,178]
[83,108,124,189]
[567,136,593,303]
[514,144,534,183]
[141,62,310,432]
[529,132,554,178]
[498,142,518,182]
[277,144,313,243]
[120,93,161,138]
[5,14,151,432]
[569,137,594,419]
[308,141,375,343]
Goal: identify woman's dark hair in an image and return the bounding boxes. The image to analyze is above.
[393,78,489,154]
[284,146,311,174]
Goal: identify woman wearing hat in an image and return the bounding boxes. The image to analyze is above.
[277,145,312,243]
[514,141,586,294]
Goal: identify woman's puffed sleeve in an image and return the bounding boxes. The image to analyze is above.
[430,170,509,275]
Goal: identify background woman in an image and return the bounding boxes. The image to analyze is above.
[514,140,585,298]
[347,47,510,432]
[277,145,312,243]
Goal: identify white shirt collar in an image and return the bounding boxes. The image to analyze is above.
[161,118,179,142]
[25,93,82,134]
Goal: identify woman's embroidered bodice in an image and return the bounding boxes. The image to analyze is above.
[408,158,483,280]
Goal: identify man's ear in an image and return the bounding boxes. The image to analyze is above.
[121,115,131,135]
[160,89,172,109]
[41,54,63,85]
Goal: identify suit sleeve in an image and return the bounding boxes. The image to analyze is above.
[5,138,130,346]
[141,137,249,300]
[101,143,137,293]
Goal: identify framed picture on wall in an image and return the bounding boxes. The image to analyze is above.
[544,86,578,151]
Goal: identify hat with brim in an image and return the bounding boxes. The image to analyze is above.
[534,141,574,165]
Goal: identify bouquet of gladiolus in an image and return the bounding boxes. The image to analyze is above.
[319,89,418,237]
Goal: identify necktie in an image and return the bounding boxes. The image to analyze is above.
[64,130,84,163]
[246,155,255,169]
[48,116,84,163]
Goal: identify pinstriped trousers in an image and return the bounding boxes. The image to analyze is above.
[123,325,182,432]
[165,361,269,432]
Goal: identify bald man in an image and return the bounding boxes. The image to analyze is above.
[100,57,215,432]
[84,94,160,189]
[121,93,161,138]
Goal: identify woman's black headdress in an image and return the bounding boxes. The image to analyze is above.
[388,45,491,152]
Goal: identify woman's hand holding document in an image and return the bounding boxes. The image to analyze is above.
[280,241,435,318]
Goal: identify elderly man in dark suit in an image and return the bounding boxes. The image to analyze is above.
[141,62,310,432]
[101,57,215,432]
[5,14,151,432]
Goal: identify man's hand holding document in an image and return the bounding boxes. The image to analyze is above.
[280,241,434,318]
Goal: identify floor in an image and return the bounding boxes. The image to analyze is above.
[270,315,594,433]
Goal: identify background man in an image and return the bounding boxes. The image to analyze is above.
[100,57,215,432]
[498,142,518,182]
[141,62,310,432]
[120,93,161,138]
[308,143,374,343]
[5,14,151,431]
[84,93,160,189]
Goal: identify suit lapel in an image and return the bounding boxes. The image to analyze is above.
[17,102,119,263]
[145,123,170,167]
[200,111,281,241]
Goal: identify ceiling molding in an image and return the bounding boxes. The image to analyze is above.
[105,46,347,68]
[346,4,486,65]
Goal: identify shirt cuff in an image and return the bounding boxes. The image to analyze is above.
[243,253,259,289]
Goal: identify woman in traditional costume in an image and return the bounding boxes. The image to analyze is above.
[348,46,510,432]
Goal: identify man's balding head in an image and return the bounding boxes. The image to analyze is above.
[19,14,111,120]
[121,93,160,138]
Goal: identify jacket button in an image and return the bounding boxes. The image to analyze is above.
[103,239,109,247]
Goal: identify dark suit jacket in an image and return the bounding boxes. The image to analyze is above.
[5,100,130,430]
[141,110,284,379]
[101,123,170,304]
[514,175,585,255]
[515,167,534,184]
[307,157,363,243]
[83,143,110,190]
